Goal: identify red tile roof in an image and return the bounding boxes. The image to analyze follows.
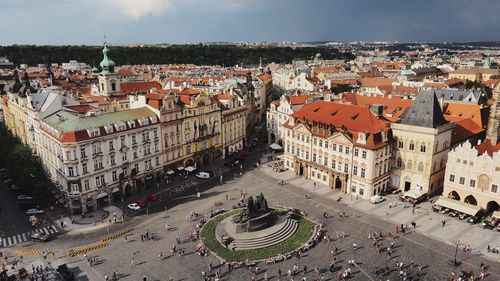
[360,77,396,88]
[476,139,500,156]
[293,100,389,134]
[288,95,316,105]
[179,88,201,95]
[121,81,162,93]
[447,117,484,145]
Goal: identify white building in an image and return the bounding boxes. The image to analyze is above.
[38,107,163,214]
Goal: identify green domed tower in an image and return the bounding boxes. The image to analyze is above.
[95,41,120,97]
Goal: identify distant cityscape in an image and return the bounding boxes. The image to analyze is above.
[0,37,499,280]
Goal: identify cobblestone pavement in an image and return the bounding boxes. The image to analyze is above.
[63,164,500,281]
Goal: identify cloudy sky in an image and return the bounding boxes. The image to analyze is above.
[2,0,500,45]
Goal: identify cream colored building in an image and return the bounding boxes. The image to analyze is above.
[442,140,499,214]
[282,101,392,199]
[391,92,454,196]
[448,68,500,82]
[218,94,247,157]
[179,91,222,168]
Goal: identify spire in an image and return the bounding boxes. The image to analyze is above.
[400,90,447,128]
[99,38,115,75]
[258,57,264,74]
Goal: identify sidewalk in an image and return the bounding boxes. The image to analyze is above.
[259,159,500,263]
[53,205,123,235]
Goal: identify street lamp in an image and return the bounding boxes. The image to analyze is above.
[452,240,462,266]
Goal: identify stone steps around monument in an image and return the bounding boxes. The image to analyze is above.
[230,219,298,250]
[233,218,295,243]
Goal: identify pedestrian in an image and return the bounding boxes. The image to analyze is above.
[176,234,180,244]
[278,268,282,278]
[123,236,128,243]
[143,275,147,281]
[226,194,229,200]
[353,242,357,250]
[487,244,491,252]
[303,265,307,274]
[104,274,108,281]
[130,257,135,268]
[411,221,416,228]
[158,252,164,261]
[441,220,446,227]
[396,225,399,233]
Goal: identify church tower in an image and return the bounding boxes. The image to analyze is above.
[96,41,120,97]
[486,83,500,145]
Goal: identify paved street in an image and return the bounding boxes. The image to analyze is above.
[2,149,499,280]
[47,162,500,281]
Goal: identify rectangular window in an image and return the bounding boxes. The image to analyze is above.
[112,171,117,181]
[312,171,315,177]
[344,163,348,173]
[82,163,88,174]
[459,177,465,185]
[339,145,343,153]
[305,152,309,160]
[361,168,366,178]
[318,140,323,147]
[354,148,359,157]
[337,163,342,171]
[353,166,358,175]
[68,167,74,177]
[312,153,317,162]
[324,141,329,148]
[156,157,160,166]
[331,160,336,169]
[313,139,317,146]
[351,186,356,193]
[324,157,328,166]
[449,174,455,182]
[362,150,367,159]
[359,188,364,195]
[80,147,86,158]
[332,144,336,151]
[345,147,350,155]
[110,155,116,166]
[84,179,89,191]
[492,184,498,193]
[109,141,114,151]
[95,176,100,187]
[469,179,476,188]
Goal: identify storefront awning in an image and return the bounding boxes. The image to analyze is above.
[185,166,196,172]
[112,187,120,193]
[403,189,425,199]
[492,211,500,220]
[166,170,175,175]
[269,143,282,150]
[96,192,108,199]
[177,166,185,171]
[434,196,481,216]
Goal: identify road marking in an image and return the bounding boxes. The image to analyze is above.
[21,233,27,241]
[68,242,109,257]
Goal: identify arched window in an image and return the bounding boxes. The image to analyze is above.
[398,140,404,148]
[407,160,412,170]
[111,82,116,92]
[418,162,424,172]
[409,141,415,150]
[420,143,426,153]
[396,158,402,168]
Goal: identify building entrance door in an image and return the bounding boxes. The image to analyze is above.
[404,181,411,191]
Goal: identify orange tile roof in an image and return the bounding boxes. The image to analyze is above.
[257,73,272,81]
[121,81,162,93]
[360,77,396,88]
[448,117,484,145]
[442,103,489,128]
[293,100,389,134]
[341,93,413,122]
[378,85,419,95]
[313,66,339,75]
[288,95,316,105]
[179,88,201,95]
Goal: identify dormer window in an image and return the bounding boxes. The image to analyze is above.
[104,125,114,134]
[357,132,366,144]
[114,122,126,131]
[127,121,136,128]
[138,118,149,126]
[87,128,100,138]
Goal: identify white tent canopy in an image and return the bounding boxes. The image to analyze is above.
[166,170,175,175]
[434,196,481,216]
[185,166,196,172]
[177,166,185,171]
[403,189,425,199]
[112,187,120,193]
[269,143,282,150]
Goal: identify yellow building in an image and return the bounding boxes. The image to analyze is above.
[179,91,222,168]
[448,68,500,82]
[217,94,248,158]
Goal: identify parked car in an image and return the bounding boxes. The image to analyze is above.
[196,171,213,179]
[369,195,385,204]
[147,193,158,202]
[25,208,44,215]
[127,203,140,211]
[135,199,146,207]
[30,232,51,242]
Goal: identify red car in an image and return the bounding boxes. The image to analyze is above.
[147,193,158,202]
[135,199,146,207]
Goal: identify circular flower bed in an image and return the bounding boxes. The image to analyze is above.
[200,209,317,262]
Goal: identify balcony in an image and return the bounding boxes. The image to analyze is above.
[92,151,103,158]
